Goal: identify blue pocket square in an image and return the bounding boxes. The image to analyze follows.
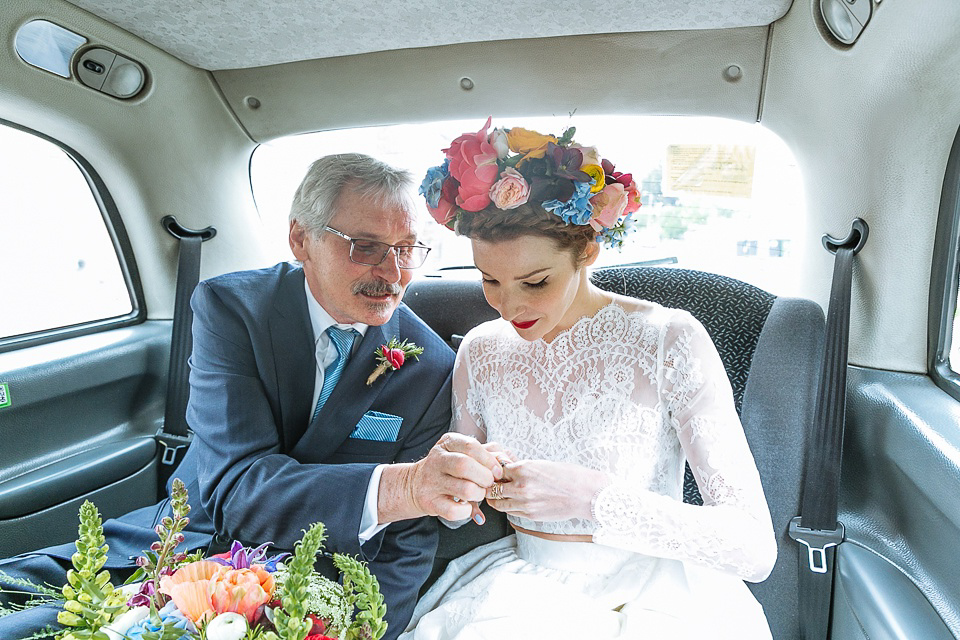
[350,411,403,442]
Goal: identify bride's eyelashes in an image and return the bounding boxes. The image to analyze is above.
[480,277,548,288]
[524,278,548,289]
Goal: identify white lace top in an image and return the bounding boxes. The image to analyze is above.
[452,300,777,582]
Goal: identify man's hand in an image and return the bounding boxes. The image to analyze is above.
[377,433,505,524]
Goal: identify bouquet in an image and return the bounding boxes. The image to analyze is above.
[0,479,386,640]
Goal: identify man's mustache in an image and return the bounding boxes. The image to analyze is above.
[353,280,402,297]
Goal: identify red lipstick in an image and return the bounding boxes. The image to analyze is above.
[512,319,537,329]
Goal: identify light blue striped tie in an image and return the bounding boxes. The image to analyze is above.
[312,326,358,420]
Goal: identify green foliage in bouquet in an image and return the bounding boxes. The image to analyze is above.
[333,555,386,640]
[268,522,326,640]
[57,502,128,638]
[127,478,196,596]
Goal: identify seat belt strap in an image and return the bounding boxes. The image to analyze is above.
[158,216,216,487]
[790,218,868,640]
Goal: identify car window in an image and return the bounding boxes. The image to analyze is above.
[0,122,133,340]
[252,116,804,296]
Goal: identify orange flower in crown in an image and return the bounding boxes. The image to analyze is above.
[506,127,558,163]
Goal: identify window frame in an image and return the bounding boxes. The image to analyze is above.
[929,123,960,400]
[0,118,145,353]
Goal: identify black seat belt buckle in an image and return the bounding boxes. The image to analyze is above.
[156,431,193,466]
[789,516,845,574]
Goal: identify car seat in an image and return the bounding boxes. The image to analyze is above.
[403,266,824,640]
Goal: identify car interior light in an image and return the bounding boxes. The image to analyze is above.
[104,57,146,98]
[76,47,146,99]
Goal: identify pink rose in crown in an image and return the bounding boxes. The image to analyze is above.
[589,182,628,231]
[489,167,530,210]
[445,117,499,212]
[382,346,405,369]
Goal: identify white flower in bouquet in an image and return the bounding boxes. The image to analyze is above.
[205,611,249,640]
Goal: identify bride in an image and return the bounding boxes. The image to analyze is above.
[403,120,777,639]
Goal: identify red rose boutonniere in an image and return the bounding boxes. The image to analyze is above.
[366,337,424,386]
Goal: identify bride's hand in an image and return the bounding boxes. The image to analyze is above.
[484,460,608,521]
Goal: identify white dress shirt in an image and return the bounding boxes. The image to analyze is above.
[304,280,388,544]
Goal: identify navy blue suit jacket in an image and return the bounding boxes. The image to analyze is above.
[182,262,455,636]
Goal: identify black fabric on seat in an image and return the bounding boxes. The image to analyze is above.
[403,267,823,640]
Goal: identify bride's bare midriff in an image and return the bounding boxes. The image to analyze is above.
[511,523,593,543]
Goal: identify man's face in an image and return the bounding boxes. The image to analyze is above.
[290,187,418,326]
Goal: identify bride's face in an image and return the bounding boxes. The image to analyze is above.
[472,234,599,342]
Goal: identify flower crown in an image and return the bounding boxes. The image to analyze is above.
[419,117,641,249]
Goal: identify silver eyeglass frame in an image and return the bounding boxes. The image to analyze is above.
[322,226,431,269]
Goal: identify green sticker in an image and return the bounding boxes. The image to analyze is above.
[0,383,10,409]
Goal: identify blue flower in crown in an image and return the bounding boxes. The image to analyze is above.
[541,180,593,226]
[596,212,641,250]
[419,159,450,209]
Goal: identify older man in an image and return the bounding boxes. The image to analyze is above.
[0,153,499,639]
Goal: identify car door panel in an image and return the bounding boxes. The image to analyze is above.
[0,322,170,557]
[832,542,954,640]
[832,368,960,637]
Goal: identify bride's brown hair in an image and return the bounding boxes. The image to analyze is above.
[453,203,598,266]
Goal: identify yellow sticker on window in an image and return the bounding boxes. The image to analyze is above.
[665,145,756,198]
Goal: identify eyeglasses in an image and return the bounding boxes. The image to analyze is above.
[323,226,431,269]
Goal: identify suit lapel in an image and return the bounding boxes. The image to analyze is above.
[291,311,400,461]
[269,268,316,449]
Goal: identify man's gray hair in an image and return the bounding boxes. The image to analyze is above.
[289,153,415,234]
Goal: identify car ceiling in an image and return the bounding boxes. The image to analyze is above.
[6,0,960,375]
[65,0,793,70]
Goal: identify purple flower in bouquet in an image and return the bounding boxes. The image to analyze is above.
[210,541,290,572]
[126,579,158,607]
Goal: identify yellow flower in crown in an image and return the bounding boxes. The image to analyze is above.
[581,164,606,193]
[506,127,558,163]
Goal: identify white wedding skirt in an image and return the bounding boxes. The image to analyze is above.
[401,533,772,640]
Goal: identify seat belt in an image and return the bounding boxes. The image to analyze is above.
[157,215,216,496]
[789,218,868,640]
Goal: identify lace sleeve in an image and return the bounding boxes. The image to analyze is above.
[440,336,488,530]
[591,312,777,583]
[451,334,487,443]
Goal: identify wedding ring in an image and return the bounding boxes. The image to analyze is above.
[490,482,504,500]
